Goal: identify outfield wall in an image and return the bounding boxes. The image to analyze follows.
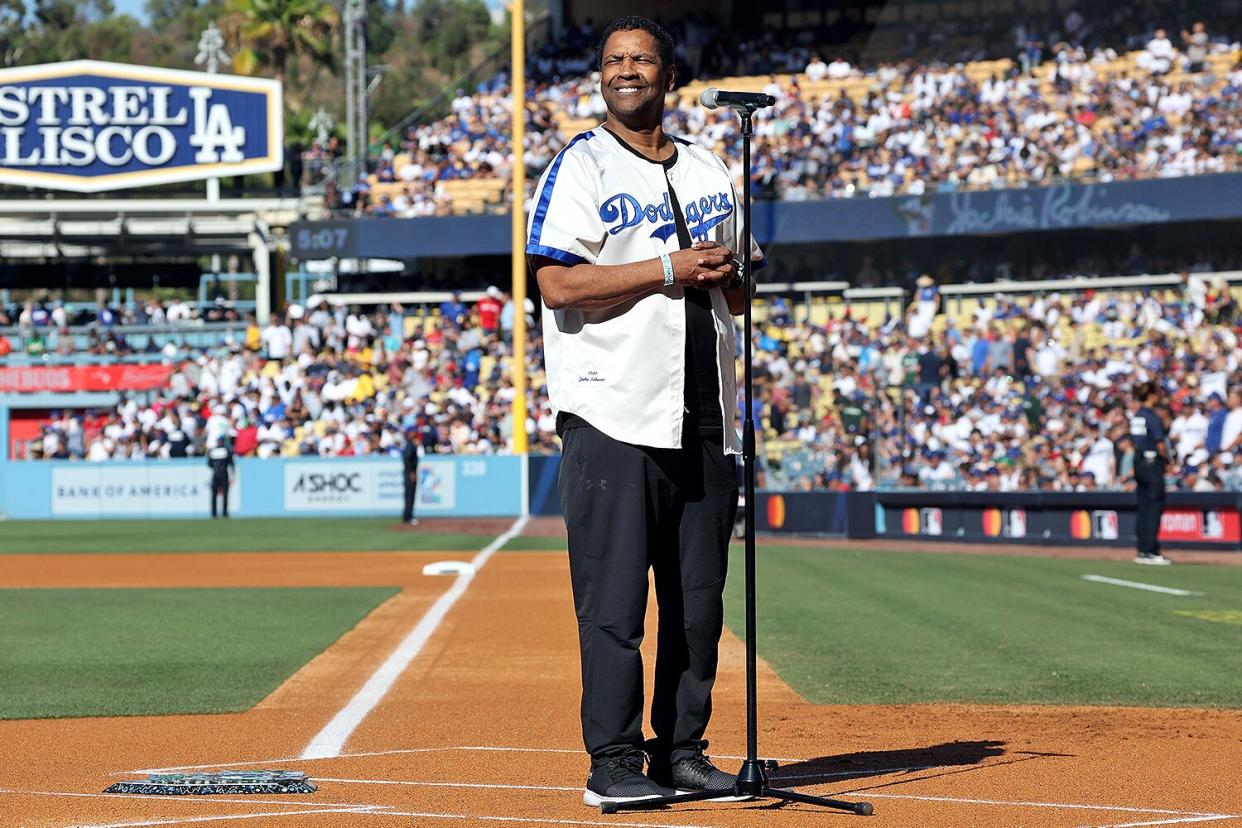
[6,453,1238,552]
[870,491,1242,550]
[0,456,524,519]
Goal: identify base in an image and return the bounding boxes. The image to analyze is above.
[105,771,316,796]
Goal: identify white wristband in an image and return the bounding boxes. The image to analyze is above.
[660,253,675,287]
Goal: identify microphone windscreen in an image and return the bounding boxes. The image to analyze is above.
[699,88,718,109]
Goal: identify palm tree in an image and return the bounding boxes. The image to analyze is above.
[220,0,339,89]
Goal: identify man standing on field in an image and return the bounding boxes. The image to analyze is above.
[526,15,763,809]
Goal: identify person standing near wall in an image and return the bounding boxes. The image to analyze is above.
[207,437,234,519]
[1128,381,1172,565]
[402,425,420,526]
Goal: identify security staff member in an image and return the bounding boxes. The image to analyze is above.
[1127,381,1172,564]
[207,438,234,519]
[401,426,419,526]
[527,16,763,808]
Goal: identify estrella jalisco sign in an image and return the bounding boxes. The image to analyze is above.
[0,60,282,192]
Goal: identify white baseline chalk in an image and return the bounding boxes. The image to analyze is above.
[1081,575,1203,596]
[300,516,529,759]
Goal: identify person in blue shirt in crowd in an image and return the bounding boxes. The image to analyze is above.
[439,290,468,328]
[1127,380,1173,565]
[1204,392,1227,455]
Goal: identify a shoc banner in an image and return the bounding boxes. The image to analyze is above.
[0,60,281,192]
[0,364,175,393]
[282,458,458,514]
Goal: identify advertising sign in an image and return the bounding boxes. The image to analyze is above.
[900,507,943,536]
[282,458,457,513]
[0,364,174,393]
[0,60,281,192]
[1160,509,1242,544]
[751,492,850,534]
[416,458,458,513]
[51,465,238,516]
[283,460,403,512]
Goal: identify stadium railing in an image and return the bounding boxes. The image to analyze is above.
[0,321,250,363]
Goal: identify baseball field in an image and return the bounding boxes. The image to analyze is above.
[1,516,1240,827]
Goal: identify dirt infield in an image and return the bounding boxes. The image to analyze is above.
[1,538,1240,827]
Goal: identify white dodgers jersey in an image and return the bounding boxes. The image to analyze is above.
[526,127,763,452]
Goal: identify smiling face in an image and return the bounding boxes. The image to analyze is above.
[599,28,672,129]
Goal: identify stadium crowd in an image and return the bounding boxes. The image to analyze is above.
[23,274,1242,495]
[322,10,1242,214]
[752,273,1242,493]
[0,297,247,359]
[25,288,547,463]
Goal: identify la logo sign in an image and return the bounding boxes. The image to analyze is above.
[0,60,282,192]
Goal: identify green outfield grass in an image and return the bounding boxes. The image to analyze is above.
[0,518,504,554]
[7,518,1242,711]
[0,587,397,719]
[725,546,1242,707]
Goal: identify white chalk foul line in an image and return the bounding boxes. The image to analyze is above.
[128,744,800,776]
[126,745,463,775]
[300,516,529,760]
[1093,816,1241,827]
[850,791,1235,818]
[318,776,581,792]
[1081,575,1204,596]
[0,788,371,810]
[75,807,384,828]
[359,810,717,828]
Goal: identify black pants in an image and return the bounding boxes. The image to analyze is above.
[403,468,418,522]
[1135,458,1166,556]
[210,473,229,517]
[560,422,738,766]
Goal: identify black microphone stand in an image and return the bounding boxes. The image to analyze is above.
[602,105,873,817]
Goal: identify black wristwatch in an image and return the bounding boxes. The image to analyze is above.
[729,258,745,289]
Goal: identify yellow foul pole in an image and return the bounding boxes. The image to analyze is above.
[510,0,528,454]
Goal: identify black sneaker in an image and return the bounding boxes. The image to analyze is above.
[583,752,675,807]
[657,753,752,801]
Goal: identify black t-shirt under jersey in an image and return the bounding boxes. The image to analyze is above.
[662,162,723,436]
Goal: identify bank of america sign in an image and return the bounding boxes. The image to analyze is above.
[0,60,282,192]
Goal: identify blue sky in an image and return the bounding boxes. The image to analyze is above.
[114,0,149,24]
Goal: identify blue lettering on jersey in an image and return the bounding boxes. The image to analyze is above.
[600,189,737,243]
[600,192,677,241]
[683,192,734,241]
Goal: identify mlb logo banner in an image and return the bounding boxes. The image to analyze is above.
[0,60,282,192]
[1092,510,1120,541]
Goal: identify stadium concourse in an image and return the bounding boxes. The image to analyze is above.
[17,273,1242,495]
[316,15,1242,217]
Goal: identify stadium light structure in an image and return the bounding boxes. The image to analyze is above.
[309,107,334,146]
[510,0,528,455]
[344,0,367,189]
[195,23,230,203]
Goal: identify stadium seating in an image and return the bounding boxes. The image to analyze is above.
[339,31,1241,215]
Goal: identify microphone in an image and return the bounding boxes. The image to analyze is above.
[699,87,776,111]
